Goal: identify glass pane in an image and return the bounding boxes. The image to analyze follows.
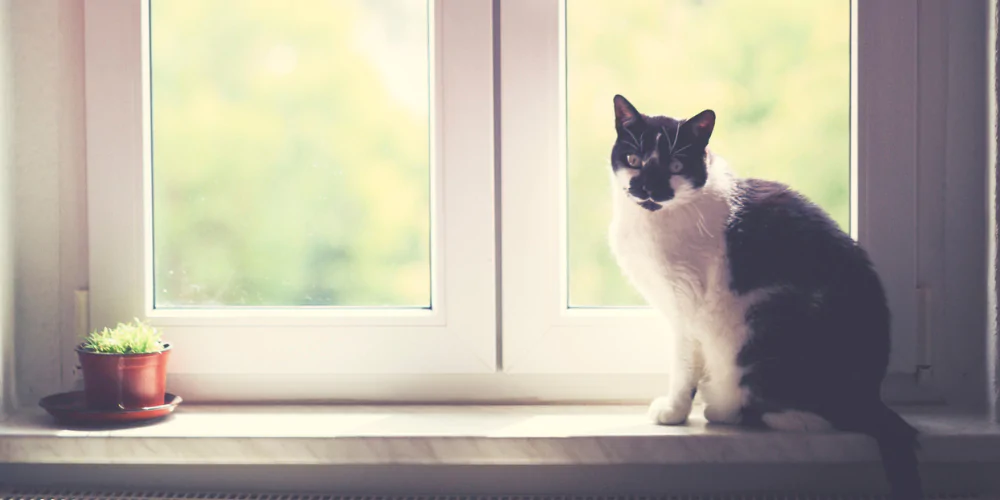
[150,0,431,307]
[566,0,850,307]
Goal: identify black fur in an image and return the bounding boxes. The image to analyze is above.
[728,179,921,500]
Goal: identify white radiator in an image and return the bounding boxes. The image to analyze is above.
[0,490,996,500]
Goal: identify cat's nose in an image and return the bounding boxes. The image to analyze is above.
[650,190,674,202]
[627,185,650,201]
[642,175,673,202]
[627,178,650,200]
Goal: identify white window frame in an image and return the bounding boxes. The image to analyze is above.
[79,0,981,404]
[85,0,497,376]
[498,0,669,374]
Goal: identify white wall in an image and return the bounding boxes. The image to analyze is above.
[0,0,14,415]
[7,0,87,408]
[990,0,1000,423]
[939,0,990,411]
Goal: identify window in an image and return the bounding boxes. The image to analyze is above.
[86,0,496,379]
[85,0,934,401]
[565,1,850,307]
[150,0,432,308]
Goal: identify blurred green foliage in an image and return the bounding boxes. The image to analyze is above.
[151,0,848,309]
[151,0,430,307]
[567,0,850,306]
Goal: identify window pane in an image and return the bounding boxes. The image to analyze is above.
[566,0,850,306]
[150,0,430,307]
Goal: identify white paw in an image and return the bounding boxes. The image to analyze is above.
[761,411,832,432]
[704,404,742,425]
[647,396,692,425]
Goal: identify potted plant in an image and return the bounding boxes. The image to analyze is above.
[76,318,171,410]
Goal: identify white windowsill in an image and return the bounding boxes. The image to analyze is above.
[0,404,998,466]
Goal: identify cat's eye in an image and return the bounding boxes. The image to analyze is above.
[669,160,684,173]
[626,154,641,167]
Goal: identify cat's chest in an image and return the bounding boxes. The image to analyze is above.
[610,207,730,313]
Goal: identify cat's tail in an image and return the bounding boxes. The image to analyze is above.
[861,403,922,500]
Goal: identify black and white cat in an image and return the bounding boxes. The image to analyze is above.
[608,95,921,499]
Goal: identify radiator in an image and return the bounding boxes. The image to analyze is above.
[0,489,996,500]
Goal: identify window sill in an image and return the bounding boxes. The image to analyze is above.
[0,404,998,466]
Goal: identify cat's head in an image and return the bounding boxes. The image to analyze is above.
[610,95,716,211]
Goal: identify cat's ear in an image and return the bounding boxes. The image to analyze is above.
[613,95,641,128]
[685,109,716,143]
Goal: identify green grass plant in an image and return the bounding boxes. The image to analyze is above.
[80,318,165,354]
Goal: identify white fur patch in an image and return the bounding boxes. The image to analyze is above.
[668,175,696,204]
[647,396,692,425]
[610,157,754,425]
[643,137,660,165]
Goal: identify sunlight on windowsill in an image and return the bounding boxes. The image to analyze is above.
[1,404,999,466]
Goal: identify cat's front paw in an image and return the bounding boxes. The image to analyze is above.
[647,396,692,425]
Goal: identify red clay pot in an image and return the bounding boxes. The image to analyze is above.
[76,343,171,410]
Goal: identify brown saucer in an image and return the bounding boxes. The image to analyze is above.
[39,391,182,426]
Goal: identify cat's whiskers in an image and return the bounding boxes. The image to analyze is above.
[623,127,640,150]
[694,219,708,238]
[661,126,673,152]
[694,204,714,238]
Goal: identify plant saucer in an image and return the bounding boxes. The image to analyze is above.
[39,391,182,427]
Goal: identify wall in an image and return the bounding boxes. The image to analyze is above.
[0,0,14,415]
[991,0,1000,423]
[939,0,990,411]
[0,0,995,412]
[8,0,87,408]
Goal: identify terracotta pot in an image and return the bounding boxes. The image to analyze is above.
[76,343,172,410]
